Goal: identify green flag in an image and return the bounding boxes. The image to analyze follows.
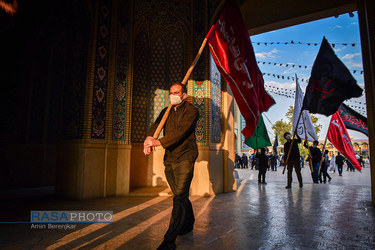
[244,114,271,150]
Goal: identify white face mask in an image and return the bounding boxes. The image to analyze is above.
[170,94,182,105]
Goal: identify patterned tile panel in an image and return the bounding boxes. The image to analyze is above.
[91,0,112,139]
[149,37,167,128]
[194,81,205,142]
[134,0,191,26]
[131,28,150,143]
[210,54,222,143]
[131,6,188,143]
[240,115,251,150]
[169,35,185,84]
[113,0,130,141]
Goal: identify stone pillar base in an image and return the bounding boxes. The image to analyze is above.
[56,142,131,200]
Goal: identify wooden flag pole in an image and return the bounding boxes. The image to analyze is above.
[282,109,303,174]
[152,37,208,139]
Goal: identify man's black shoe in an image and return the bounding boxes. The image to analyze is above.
[157,240,176,250]
[285,186,291,189]
[299,183,303,188]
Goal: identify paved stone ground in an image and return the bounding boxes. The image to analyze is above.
[0,166,374,249]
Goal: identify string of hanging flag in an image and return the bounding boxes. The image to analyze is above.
[257,60,364,75]
[263,84,367,115]
[252,40,359,48]
[262,72,310,82]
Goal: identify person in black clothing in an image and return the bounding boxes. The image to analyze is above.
[242,153,248,169]
[305,140,322,183]
[335,152,345,176]
[320,149,332,183]
[346,159,355,172]
[283,132,303,188]
[144,83,199,250]
[358,156,365,169]
[256,148,269,184]
[251,153,258,170]
[270,152,278,171]
[235,153,240,168]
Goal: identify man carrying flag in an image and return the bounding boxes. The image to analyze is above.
[328,112,361,171]
[283,132,303,189]
[302,37,363,116]
[206,0,275,139]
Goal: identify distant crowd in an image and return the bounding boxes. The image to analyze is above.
[235,135,367,187]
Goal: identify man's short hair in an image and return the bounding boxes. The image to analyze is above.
[283,132,290,139]
[313,140,319,145]
[171,83,187,94]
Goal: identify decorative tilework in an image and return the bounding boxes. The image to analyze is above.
[149,37,167,128]
[113,0,130,141]
[240,115,251,150]
[169,35,185,84]
[131,4,188,143]
[131,27,150,143]
[194,81,205,142]
[91,0,112,139]
[210,54,222,143]
[134,0,190,26]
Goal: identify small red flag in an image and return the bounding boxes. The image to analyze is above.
[206,0,275,138]
[327,112,361,171]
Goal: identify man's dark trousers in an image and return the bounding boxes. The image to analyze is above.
[258,166,267,183]
[163,160,195,243]
[338,164,343,175]
[287,159,302,186]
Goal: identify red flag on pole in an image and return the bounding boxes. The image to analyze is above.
[327,112,361,171]
[206,0,275,138]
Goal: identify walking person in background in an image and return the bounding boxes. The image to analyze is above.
[305,140,322,184]
[242,153,248,169]
[347,159,355,172]
[320,150,332,183]
[335,152,345,176]
[252,152,258,170]
[270,152,278,171]
[235,153,239,168]
[358,156,365,169]
[300,155,305,168]
[257,148,269,184]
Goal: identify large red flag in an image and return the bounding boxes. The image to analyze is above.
[328,112,361,171]
[206,0,275,138]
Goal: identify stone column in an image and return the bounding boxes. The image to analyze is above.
[358,0,375,206]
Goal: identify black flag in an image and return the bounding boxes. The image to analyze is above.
[273,134,278,152]
[339,104,368,137]
[302,37,363,116]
